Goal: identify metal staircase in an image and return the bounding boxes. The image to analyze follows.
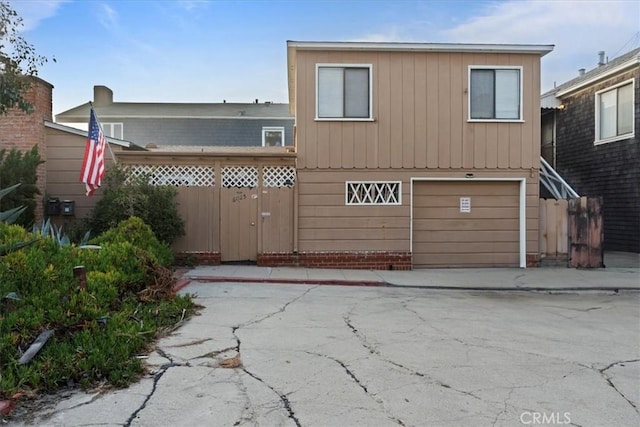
[539,156,579,199]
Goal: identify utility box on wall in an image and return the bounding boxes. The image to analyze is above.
[61,200,75,216]
[47,198,61,216]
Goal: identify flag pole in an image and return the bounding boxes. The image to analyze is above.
[89,101,118,165]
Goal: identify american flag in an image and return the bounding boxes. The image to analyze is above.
[79,108,107,196]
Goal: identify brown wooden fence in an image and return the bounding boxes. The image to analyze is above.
[568,196,604,268]
[539,199,569,265]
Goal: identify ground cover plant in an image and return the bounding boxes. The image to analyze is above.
[0,216,195,402]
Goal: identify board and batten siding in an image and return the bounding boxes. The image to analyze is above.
[293,48,541,262]
[294,50,541,171]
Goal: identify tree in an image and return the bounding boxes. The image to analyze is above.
[0,1,51,115]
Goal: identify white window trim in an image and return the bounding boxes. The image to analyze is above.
[594,78,635,146]
[316,63,374,121]
[345,181,402,205]
[101,122,124,139]
[467,65,524,123]
[262,126,285,147]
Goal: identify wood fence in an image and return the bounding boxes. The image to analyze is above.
[539,199,569,265]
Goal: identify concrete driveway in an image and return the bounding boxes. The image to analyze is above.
[11,282,640,427]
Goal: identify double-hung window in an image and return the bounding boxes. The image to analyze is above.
[469,67,522,121]
[262,127,285,147]
[101,123,123,139]
[595,80,634,144]
[317,64,372,120]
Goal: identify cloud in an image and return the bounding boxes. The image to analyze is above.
[442,0,640,91]
[10,0,68,32]
[98,3,119,31]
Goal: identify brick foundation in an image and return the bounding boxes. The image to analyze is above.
[175,251,221,266]
[526,253,540,268]
[257,251,412,270]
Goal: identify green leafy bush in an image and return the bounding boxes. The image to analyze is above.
[0,146,43,227]
[90,216,174,267]
[0,219,195,400]
[86,166,185,244]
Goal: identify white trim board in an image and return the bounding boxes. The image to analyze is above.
[410,177,527,268]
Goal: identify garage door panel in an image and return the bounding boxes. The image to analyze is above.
[413,230,519,243]
[412,181,521,268]
[412,195,520,208]
[413,218,519,231]
[413,182,519,196]
[412,207,519,219]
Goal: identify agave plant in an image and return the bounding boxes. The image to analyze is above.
[0,183,26,224]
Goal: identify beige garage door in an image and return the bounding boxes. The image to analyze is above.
[412,181,520,268]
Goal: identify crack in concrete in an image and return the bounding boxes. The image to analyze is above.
[304,351,405,426]
[343,314,379,355]
[124,348,180,427]
[166,338,213,348]
[231,371,257,427]
[238,286,318,331]
[491,388,514,427]
[242,368,301,427]
[191,346,238,360]
[598,359,640,413]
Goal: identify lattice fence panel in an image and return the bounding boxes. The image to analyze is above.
[346,182,401,205]
[126,165,214,187]
[222,166,258,188]
[263,166,296,188]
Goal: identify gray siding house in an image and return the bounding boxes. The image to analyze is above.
[56,86,294,148]
[541,48,639,253]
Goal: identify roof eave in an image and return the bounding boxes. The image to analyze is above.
[286,40,554,56]
[556,57,640,97]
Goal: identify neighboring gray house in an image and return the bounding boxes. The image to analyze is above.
[541,48,639,253]
[56,86,294,148]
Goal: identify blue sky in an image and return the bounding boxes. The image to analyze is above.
[12,0,640,116]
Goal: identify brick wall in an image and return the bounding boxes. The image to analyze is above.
[0,77,54,221]
[258,251,412,270]
[174,251,222,266]
[555,70,640,252]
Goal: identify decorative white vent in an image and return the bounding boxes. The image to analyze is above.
[222,166,258,188]
[263,166,296,188]
[346,181,401,205]
[126,165,214,187]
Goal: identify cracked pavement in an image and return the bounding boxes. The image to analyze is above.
[8,283,640,427]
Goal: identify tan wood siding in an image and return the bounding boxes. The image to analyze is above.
[172,187,216,252]
[46,128,121,220]
[412,181,520,267]
[294,50,541,171]
[297,169,538,258]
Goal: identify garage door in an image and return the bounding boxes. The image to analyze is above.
[412,181,520,268]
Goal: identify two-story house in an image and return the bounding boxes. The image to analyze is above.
[541,48,639,253]
[281,41,553,268]
[55,86,295,149]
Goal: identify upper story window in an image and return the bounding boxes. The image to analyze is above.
[316,64,372,120]
[595,79,634,144]
[101,123,123,139]
[262,127,285,147]
[469,67,522,121]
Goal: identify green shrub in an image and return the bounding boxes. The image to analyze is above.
[87,166,185,244]
[0,221,195,400]
[90,216,174,267]
[0,146,43,227]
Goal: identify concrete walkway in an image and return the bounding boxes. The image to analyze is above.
[184,263,640,291]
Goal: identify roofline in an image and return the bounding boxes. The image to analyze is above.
[44,120,137,148]
[56,115,295,121]
[556,56,640,97]
[116,150,297,160]
[287,40,555,56]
